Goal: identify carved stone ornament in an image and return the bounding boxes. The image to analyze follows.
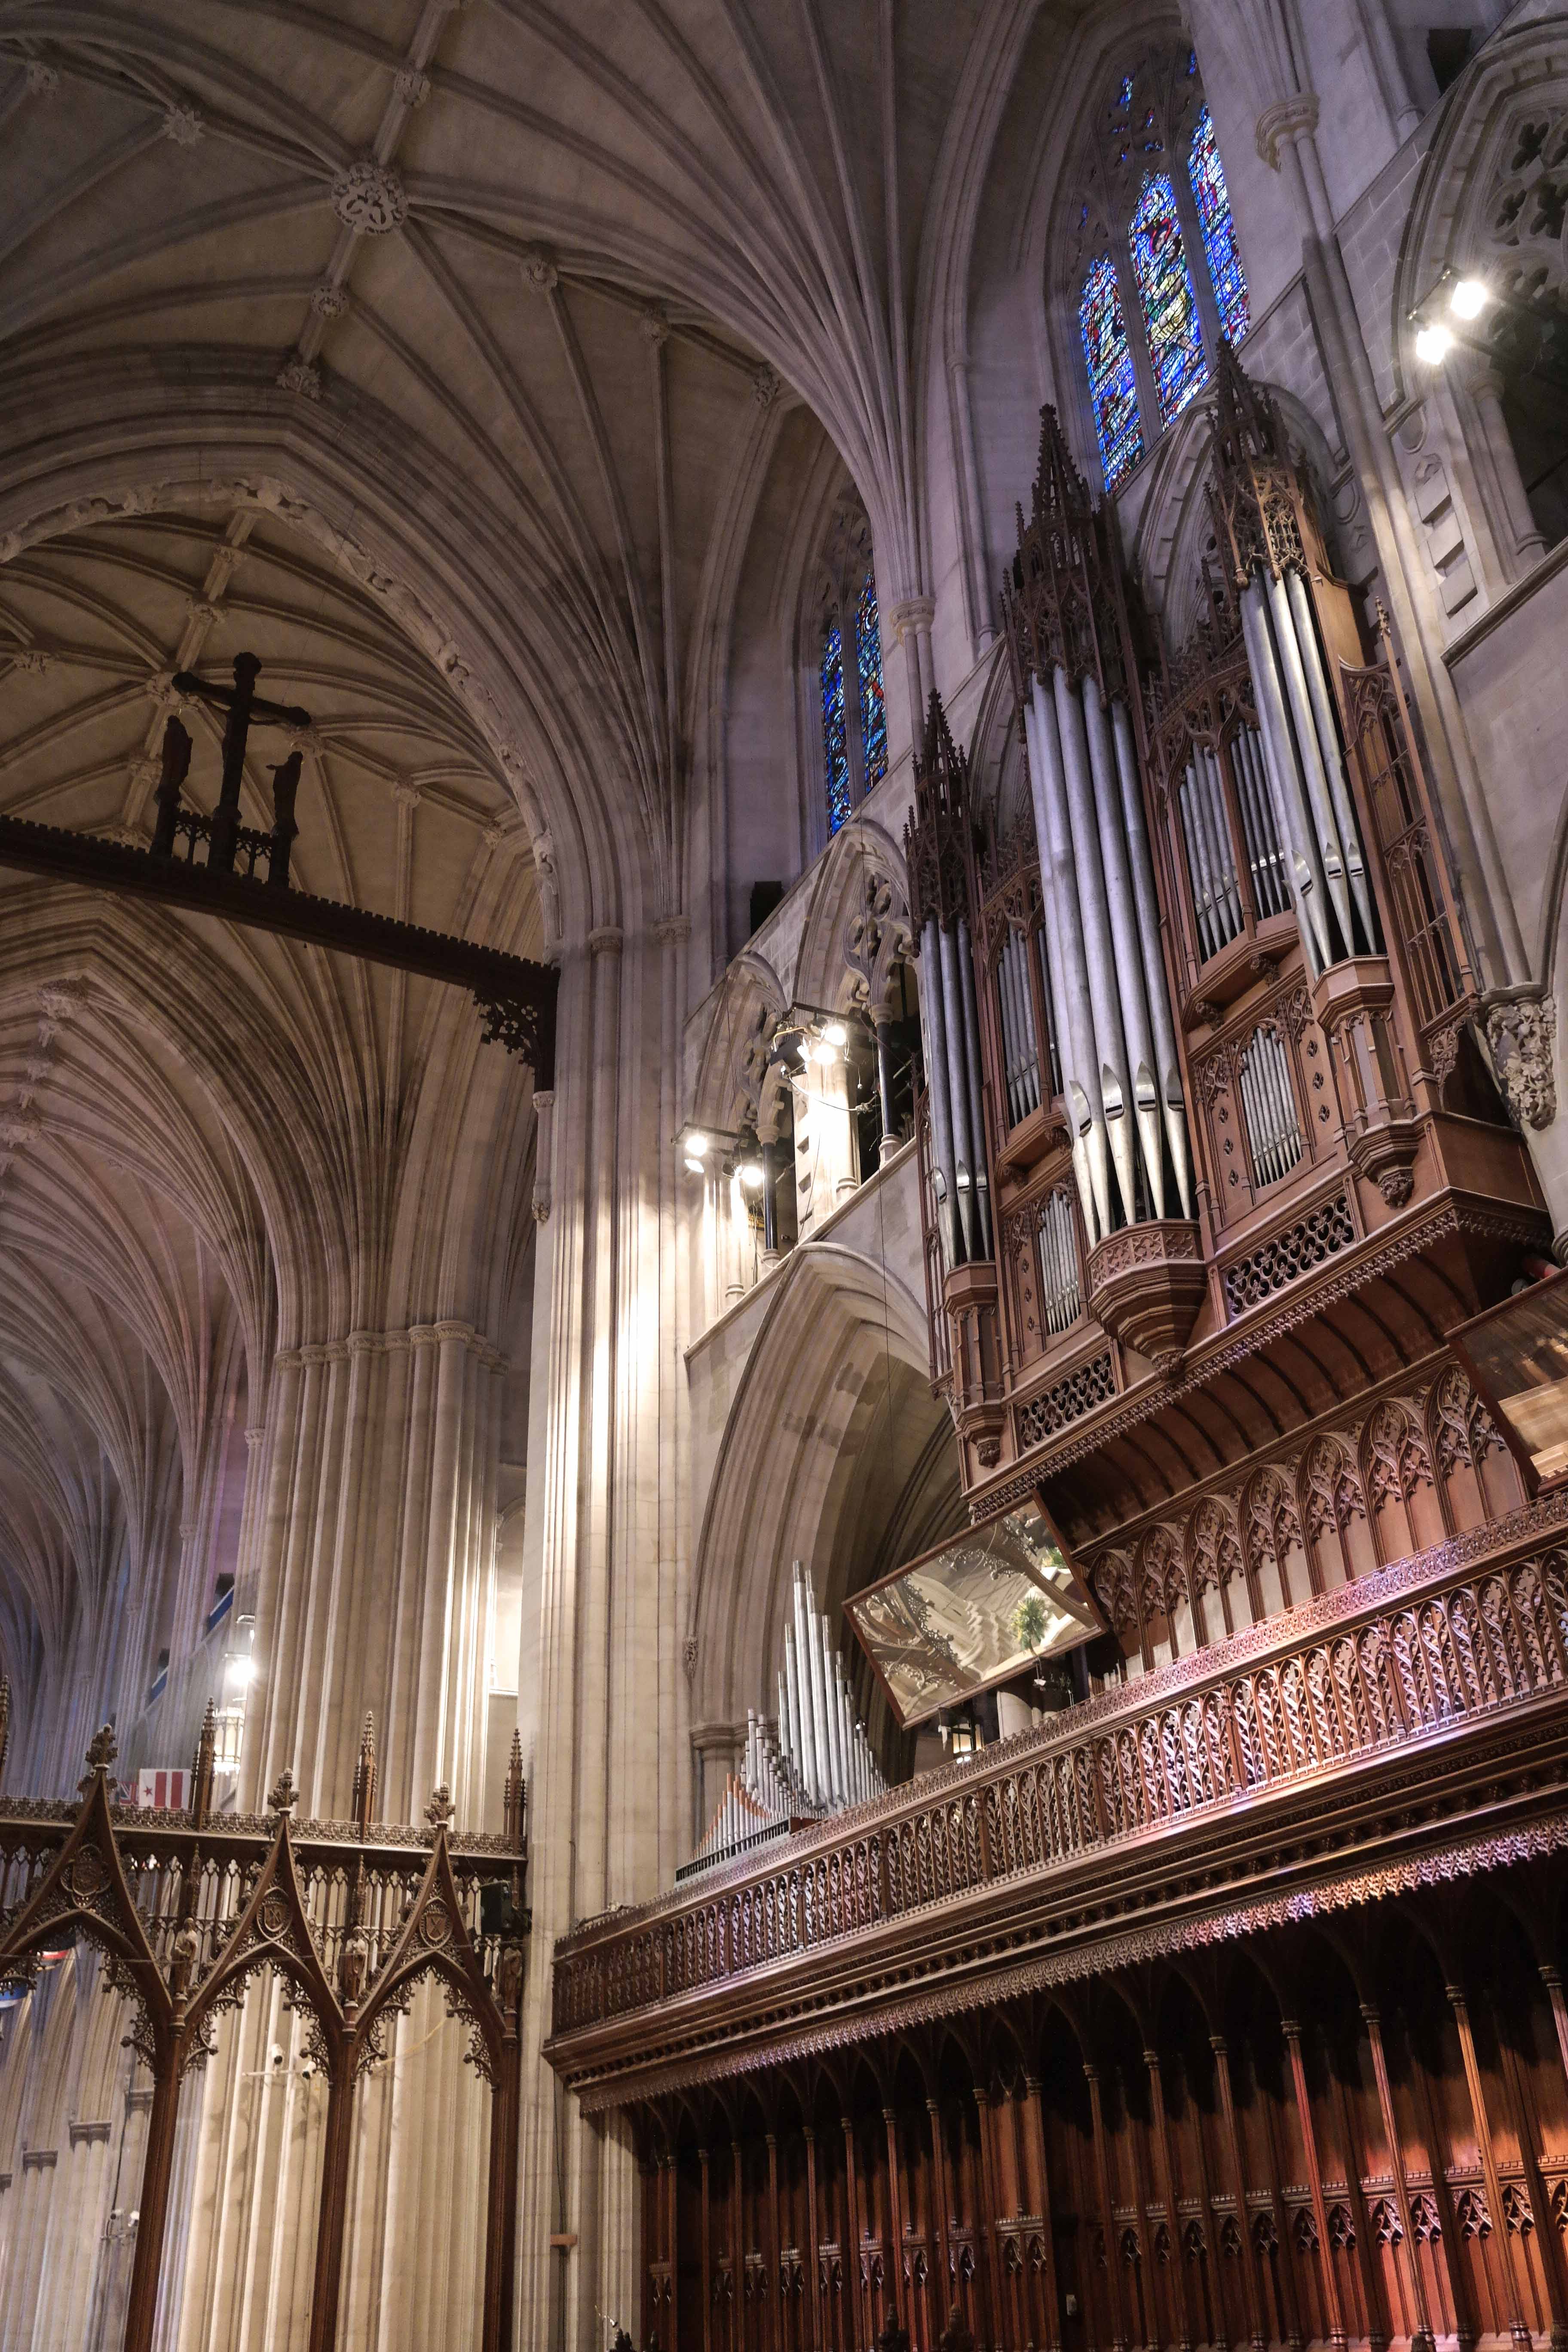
[310,283,349,319]
[1485,996,1557,1132]
[1254,93,1320,170]
[25,61,59,96]
[276,358,322,401]
[330,158,408,235]
[160,102,204,146]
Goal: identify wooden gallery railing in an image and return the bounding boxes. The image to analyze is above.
[550,1492,1568,2082]
[0,1709,528,2352]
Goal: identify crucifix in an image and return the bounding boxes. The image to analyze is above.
[0,648,558,1079]
[152,651,312,881]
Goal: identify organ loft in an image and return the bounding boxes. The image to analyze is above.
[2,8,1568,2352]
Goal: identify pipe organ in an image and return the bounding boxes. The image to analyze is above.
[548,349,1559,2352]
[685,1565,885,1880]
[906,348,1532,1502]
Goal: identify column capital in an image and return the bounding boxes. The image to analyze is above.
[888,594,935,641]
[1254,93,1320,170]
[587,924,623,958]
[654,915,691,945]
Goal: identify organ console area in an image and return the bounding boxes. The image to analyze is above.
[547,352,1566,2352]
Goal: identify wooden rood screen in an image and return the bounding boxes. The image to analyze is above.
[0,1715,528,2352]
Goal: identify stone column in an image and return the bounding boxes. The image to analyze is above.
[516,916,693,2348]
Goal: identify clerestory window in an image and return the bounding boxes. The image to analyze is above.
[1069,48,1249,493]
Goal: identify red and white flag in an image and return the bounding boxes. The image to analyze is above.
[135,1768,190,1811]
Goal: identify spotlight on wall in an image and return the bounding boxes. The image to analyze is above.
[735,1131,765,1192]
[680,1127,709,1175]
[812,1035,839,1067]
[1415,322,1454,366]
[225,1652,254,1692]
[1450,278,1489,321]
[821,1020,848,1049]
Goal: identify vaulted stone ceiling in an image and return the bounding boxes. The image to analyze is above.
[0,0,1087,914]
[0,0,1089,1728]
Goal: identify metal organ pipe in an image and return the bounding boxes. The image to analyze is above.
[1240,580,1329,975]
[937,921,983,1263]
[1026,678,1111,1242]
[1054,666,1139,1227]
[919,916,962,1266]
[956,915,993,1255]
[1082,684,1168,1219]
[1263,569,1356,952]
[1109,698,1192,1219]
[1284,568,1375,947]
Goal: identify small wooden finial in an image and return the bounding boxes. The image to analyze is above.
[266,1766,299,1820]
[352,1712,377,1840]
[503,1730,526,1853]
[0,1675,10,1785]
[424,1783,456,1837]
[191,1698,217,1829]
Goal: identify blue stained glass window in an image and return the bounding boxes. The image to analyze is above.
[855,573,888,791]
[1080,254,1145,491]
[1188,105,1250,346]
[1130,174,1207,427]
[822,622,850,835]
[1115,73,1133,109]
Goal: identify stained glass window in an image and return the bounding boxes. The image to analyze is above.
[1130,174,1207,427]
[1115,73,1133,109]
[1188,105,1250,346]
[822,622,850,836]
[855,573,888,791]
[1080,254,1145,490]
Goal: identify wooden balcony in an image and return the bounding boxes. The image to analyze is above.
[548,1486,1568,2107]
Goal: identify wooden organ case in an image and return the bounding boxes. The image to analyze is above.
[545,355,1568,2352]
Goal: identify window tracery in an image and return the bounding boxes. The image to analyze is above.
[1060,40,1249,493]
[815,495,888,836]
[1081,255,1145,489]
[1130,172,1207,427]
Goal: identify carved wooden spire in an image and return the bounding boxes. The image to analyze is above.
[903,689,974,933]
[1205,337,1311,585]
[190,1698,217,1830]
[0,1674,9,1786]
[1000,403,1135,705]
[503,1728,526,1853]
[352,1711,378,1840]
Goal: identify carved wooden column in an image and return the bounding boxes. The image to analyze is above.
[1024,2076,1064,2352]
[1448,1984,1534,2352]
[1211,2037,1266,2352]
[1255,2054,1306,2352]
[1359,2004,1436,2352]
[1144,2048,1197,2352]
[1405,2034,1479,2352]
[1280,2018,1348,2352]
[734,2141,746,2352]
[669,2146,684,2352]
[1084,2065,1130,2352]
[1491,2001,1568,2352]
[801,2126,819,2352]
[884,2109,909,2335]
[306,2051,358,2352]
[700,2146,714,2352]
[1325,2033,1390,2352]
[121,2060,182,2352]
[842,2116,865,2352]
[972,2085,1007,2352]
[928,2098,955,2341]
[767,2134,783,2352]
[1540,1966,1568,2098]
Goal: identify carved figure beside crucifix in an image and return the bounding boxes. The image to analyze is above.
[150,652,311,886]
